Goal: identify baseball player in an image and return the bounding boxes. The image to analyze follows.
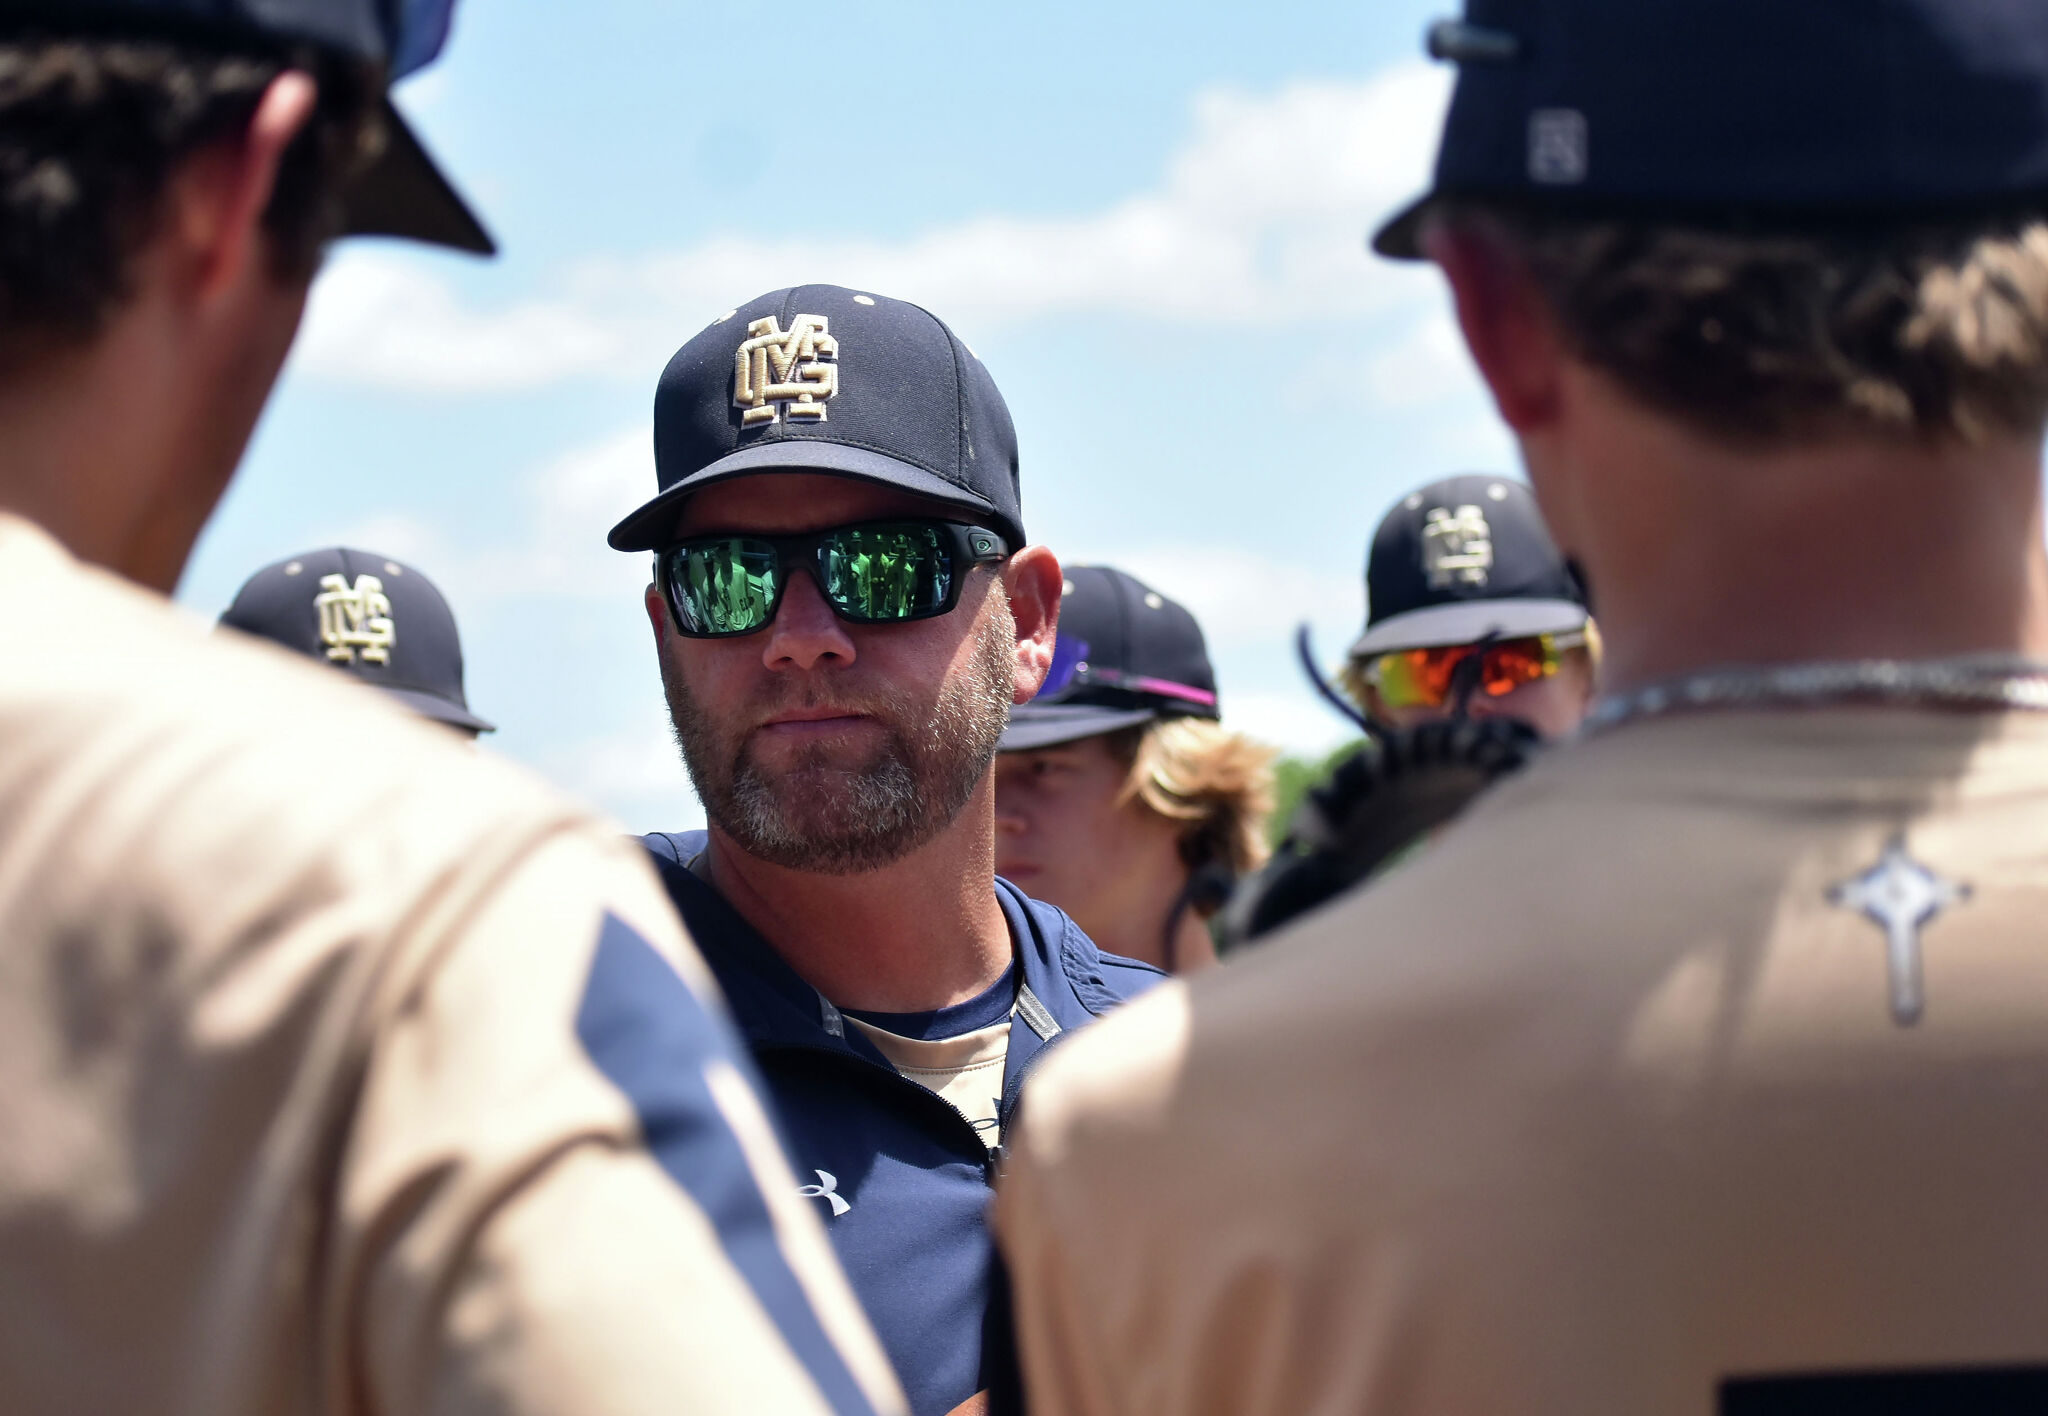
[220,547,497,736]
[997,2,2048,1412]
[0,4,901,1414]
[1341,474,1596,740]
[994,566,1275,973]
[613,286,1165,1416]
[1210,475,1593,946]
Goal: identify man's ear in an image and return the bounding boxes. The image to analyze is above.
[166,71,318,303]
[644,582,672,646]
[1424,216,1566,434]
[1002,545,1062,706]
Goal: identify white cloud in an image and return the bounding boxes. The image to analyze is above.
[304,510,445,565]
[295,259,623,392]
[462,426,657,602]
[1059,542,1360,648]
[390,67,451,117]
[1367,308,1477,407]
[314,426,655,616]
[1044,540,1366,760]
[1225,688,1359,758]
[296,61,1454,393]
[544,710,707,837]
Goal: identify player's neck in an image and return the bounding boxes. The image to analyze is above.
[1082,853,1205,973]
[0,306,228,594]
[1166,909,1218,974]
[1547,402,2048,695]
[705,779,1013,1015]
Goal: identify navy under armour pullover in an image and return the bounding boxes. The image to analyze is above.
[642,830,1164,1416]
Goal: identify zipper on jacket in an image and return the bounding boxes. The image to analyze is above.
[991,1024,1085,1173]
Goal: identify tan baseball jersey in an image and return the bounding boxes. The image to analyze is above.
[0,515,906,1416]
[998,706,2048,1415]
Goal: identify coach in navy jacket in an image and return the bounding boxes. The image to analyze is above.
[645,832,1160,1415]
[610,285,1162,1416]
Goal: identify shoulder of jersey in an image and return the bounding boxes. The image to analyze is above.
[0,521,602,925]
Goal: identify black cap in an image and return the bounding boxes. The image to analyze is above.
[1001,566,1219,753]
[1352,475,1588,658]
[1375,0,2048,258]
[608,285,1023,552]
[219,547,494,734]
[2,0,493,255]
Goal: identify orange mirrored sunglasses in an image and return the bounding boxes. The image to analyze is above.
[1363,630,1587,710]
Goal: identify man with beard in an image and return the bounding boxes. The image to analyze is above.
[610,286,1165,1416]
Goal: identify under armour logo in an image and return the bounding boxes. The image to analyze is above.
[313,573,395,666]
[1421,505,1493,589]
[735,313,839,426]
[796,1168,850,1218]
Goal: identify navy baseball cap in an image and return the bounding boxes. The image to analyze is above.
[1375,0,2048,258]
[219,547,495,734]
[1002,566,1220,753]
[608,285,1023,552]
[1,0,492,255]
[1352,475,1587,658]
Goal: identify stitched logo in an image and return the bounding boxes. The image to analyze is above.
[1421,505,1493,589]
[1528,108,1589,185]
[313,574,395,666]
[797,1168,851,1217]
[735,313,839,426]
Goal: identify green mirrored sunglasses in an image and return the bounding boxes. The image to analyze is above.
[657,519,1010,638]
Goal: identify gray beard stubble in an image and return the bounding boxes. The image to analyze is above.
[661,603,1017,875]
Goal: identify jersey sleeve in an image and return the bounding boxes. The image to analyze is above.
[993,1155,1107,1416]
[327,825,907,1416]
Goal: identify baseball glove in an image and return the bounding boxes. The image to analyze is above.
[1219,716,1542,949]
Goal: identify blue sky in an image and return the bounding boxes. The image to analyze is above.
[176,0,1517,832]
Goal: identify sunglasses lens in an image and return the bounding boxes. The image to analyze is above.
[820,524,951,622]
[1369,636,1566,708]
[1480,637,1557,696]
[1370,645,1467,708]
[668,539,780,635]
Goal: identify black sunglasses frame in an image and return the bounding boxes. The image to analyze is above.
[656,518,1010,639]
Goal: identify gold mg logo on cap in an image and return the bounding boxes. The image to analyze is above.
[1422,505,1494,589]
[314,574,396,665]
[734,313,839,426]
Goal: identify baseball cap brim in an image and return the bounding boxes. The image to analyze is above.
[999,703,1159,753]
[607,441,1005,552]
[1349,598,1588,659]
[1369,192,1433,261]
[339,97,494,256]
[382,685,495,734]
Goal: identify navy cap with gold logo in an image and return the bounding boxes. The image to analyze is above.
[1352,475,1588,658]
[218,547,494,734]
[607,285,1024,552]
[1376,0,2048,258]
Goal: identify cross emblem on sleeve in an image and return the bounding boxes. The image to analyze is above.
[1826,835,1971,1027]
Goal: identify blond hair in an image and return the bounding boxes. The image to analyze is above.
[1106,719,1278,881]
[1440,200,2048,446]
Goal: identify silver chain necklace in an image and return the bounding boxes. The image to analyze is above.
[1584,653,2048,735]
